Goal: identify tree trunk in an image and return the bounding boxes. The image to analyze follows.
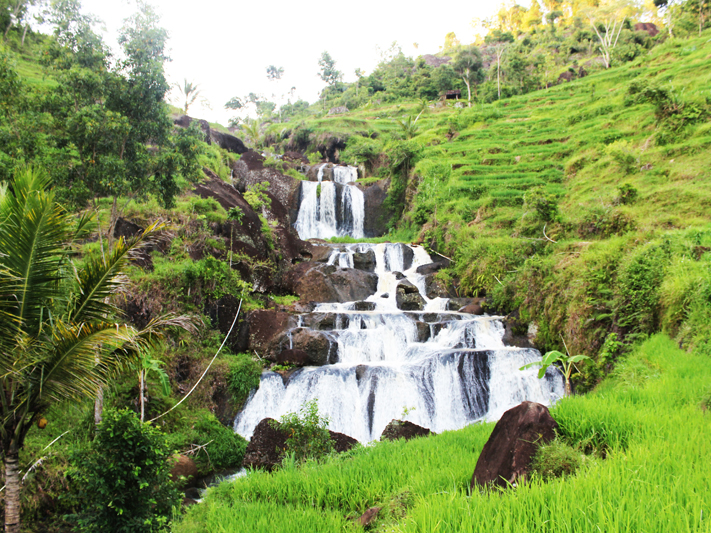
[94,386,103,425]
[463,78,472,108]
[564,379,572,397]
[4,449,21,533]
[140,370,145,422]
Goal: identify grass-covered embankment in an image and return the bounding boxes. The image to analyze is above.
[176,334,711,532]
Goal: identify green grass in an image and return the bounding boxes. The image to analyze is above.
[176,335,711,532]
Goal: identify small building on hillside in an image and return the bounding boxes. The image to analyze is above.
[441,89,461,101]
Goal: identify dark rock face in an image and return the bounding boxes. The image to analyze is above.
[360,179,391,237]
[471,401,558,490]
[232,151,302,224]
[380,420,433,441]
[387,244,414,271]
[286,263,378,303]
[247,310,298,357]
[460,298,486,315]
[173,115,247,154]
[415,260,450,276]
[243,418,359,471]
[414,321,431,342]
[446,298,477,311]
[329,430,358,452]
[353,249,376,272]
[242,418,288,472]
[354,301,376,311]
[289,328,337,366]
[396,280,425,311]
[635,22,659,36]
[113,217,143,239]
[275,349,310,366]
[502,310,534,348]
[424,273,456,299]
[308,244,336,263]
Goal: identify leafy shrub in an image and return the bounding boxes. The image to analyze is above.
[71,409,179,532]
[275,399,334,462]
[523,187,559,222]
[616,183,638,205]
[166,411,248,474]
[578,205,635,238]
[244,181,272,212]
[228,354,262,404]
[531,439,583,480]
[605,140,638,174]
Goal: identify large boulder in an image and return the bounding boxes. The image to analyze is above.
[502,310,535,348]
[396,280,425,311]
[380,420,433,441]
[471,401,558,490]
[360,179,391,237]
[242,418,359,471]
[173,115,247,154]
[634,22,659,37]
[288,328,337,365]
[247,310,298,356]
[423,273,456,299]
[352,249,376,272]
[286,263,378,303]
[242,418,288,472]
[170,455,199,486]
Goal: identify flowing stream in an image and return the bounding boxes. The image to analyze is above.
[234,242,564,443]
[294,165,364,240]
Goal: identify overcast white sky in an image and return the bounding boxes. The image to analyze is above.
[79,0,512,125]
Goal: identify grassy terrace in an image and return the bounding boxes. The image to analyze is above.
[176,334,711,532]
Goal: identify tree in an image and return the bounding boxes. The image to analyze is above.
[452,44,483,107]
[266,64,284,81]
[584,1,632,68]
[492,42,509,100]
[0,167,169,533]
[71,409,180,532]
[174,78,201,114]
[318,51,341,86]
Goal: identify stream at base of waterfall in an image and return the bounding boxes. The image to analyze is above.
[234,239,564,444]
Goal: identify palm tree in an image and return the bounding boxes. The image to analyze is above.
[0,167,176,533]
[175,79,201,115]
[241,118,262,148]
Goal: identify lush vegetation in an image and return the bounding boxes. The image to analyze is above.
[178,335,711,532]
[2,0,711,531]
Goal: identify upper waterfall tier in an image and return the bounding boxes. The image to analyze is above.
[234,242,564,443]
[294,165,364,240]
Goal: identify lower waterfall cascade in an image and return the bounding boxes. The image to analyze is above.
[294,164,364,240]
[234,243,564,443]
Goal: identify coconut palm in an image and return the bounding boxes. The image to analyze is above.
[175,79,201,115]
[0,167,177,533]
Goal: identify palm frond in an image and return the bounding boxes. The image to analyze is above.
[67,220,166,323]
[0,167,76,337]
[34,321,141,403]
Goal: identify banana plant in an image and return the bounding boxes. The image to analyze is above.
[520,350,591,396]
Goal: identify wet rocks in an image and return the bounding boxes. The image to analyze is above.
[354,301,376,311]
[243,418,359,471]
[353,249,376,272]
[502,310,535,348]
[471,401,558,490]
[415,321,431,342]
[286,263,378,303]
[384,243,414,271]
[289,328,337,366]
[242,418,288,471]
[274,349,310,366]
[380,420,433,441]
[360,178,390,237]
[459,298,486,315]
[247,310,298,356]
[396,280,425,311]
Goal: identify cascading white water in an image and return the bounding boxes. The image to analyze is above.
[234,243,564,443]
[294,165,364,240]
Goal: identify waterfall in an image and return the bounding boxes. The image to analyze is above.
[234,243,564,443]
[294,165,364,240]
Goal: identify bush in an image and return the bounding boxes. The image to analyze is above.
[228,354,262,404]
[275,399,334,462]
[531,439,583,480]
[166,411,248,474]
[523,187,559,222]
[71,409,179,533]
